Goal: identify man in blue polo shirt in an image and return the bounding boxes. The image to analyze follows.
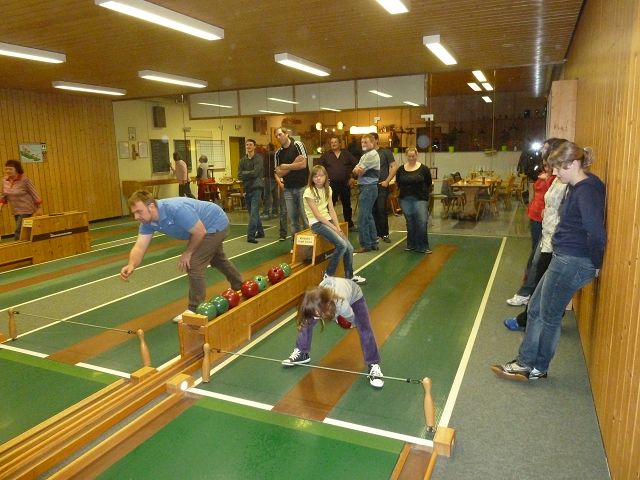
[120,190,243,322]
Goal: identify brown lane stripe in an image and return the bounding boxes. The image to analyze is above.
[48,254,293,366]
[272,244,458,421]
[89,225,139,240]
[0,239,184,294]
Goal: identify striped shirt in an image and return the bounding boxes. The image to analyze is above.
[0,174,42,215]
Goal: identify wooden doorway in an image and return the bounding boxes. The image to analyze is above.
[229,137,245,178]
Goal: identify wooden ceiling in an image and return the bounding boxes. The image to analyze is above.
[0,0,583,100]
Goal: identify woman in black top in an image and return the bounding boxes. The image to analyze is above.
[395,147,433,253]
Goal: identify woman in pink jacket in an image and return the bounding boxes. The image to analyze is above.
[1,159,43,239]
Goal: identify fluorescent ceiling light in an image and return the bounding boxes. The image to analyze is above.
[198,102,232,108]
[375,0,409,14]
[403,101,420,106]
[321,107,342,112]
[138,70,207,88]
[482,82,493,91]
[369,90,392,98]
[472,70,487,82]
[467,82,482,92]
[274,52,330,77]
[0,42,66,63]
[95,0,223,40]
[423,35,457,66]
[482,96,492,103]
[349,125,378,134]
[259,109,284,115]
[267,97,298,105]
[52,81,126,96]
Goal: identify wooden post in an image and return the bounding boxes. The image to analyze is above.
[8,308,17,341]
[137,329,151,367]
[202,343,211,383]
[422,377,436,431]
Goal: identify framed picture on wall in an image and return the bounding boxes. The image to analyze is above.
[118,141,130,159]
[138,141,149,158]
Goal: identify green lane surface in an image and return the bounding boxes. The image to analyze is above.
[98,397,402,480]
[0,350,116,443]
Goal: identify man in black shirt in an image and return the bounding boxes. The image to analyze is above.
[319,136,358,230]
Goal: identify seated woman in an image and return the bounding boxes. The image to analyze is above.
[303,165,365,284]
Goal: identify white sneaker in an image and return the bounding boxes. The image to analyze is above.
[368,363,384,388]
[506,294,530,306]
[351,275,366,285]
[173,309,194,323]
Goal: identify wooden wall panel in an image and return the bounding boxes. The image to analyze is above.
[564,0,640,478]
[0,88,121,235]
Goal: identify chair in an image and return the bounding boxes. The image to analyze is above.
[229,183,245,210]
[497,175,515,209]
[476,180,501,221]
[513,175,528,205]
[431,176,464,218]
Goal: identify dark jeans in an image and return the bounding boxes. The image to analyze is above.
[246,188,264,241]
[330,181,354,226]
[516,251,558,327]
[13,214,32,240]
[373,185,389,237]
[179,182,195,198]
[262,177,279,216]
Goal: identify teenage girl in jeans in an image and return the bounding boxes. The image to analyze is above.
[493,141,606,381]
[301,165,365,285]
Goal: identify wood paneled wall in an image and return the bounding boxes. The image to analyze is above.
[0,88,121,235]
[564,0,640,478]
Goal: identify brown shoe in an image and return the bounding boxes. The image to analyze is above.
[355,247,371,253]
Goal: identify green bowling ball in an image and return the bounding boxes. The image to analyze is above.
[196,302,217,320]
[279,263,292,277]
[210,295,230,315]
[252,275,268,291]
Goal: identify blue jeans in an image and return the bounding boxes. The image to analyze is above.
[357,184,378,249]
[278,189,288,238]
[518,254,597,372]
[283,187,308,237]
[295,297,380,365]
[262,177,278,215]
[518,239,542,296]
[245,189,264,240]
[311,221,354,278]
[399,197,429,252]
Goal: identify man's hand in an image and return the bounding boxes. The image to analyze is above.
[178,251,193,272]
[120,264,135,281]
[379,180,390,188]
[275,166,288,177]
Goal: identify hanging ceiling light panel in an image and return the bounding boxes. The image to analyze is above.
[95,0,224,40]
[274,53,330,77]
[0,42,66,63]
[423,35,457,65]
[52,81,126,96]
[375,0,409,14]
[138,70,207,88]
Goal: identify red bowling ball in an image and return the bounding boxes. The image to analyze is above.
[335,315,354,329]
[221,288,240,308]
[240,279,259,298]
[267,266,285,285]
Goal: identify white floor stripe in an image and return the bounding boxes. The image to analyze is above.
[189,388,273,411]
[75,362,130,378]
[324,418,433,447]
[0,343,48,357]
[437,235,507,427]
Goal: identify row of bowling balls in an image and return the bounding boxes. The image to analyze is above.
[196,263,292,320]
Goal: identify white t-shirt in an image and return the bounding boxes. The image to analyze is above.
[319,276,363,321]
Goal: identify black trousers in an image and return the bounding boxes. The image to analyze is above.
[516,251,554,326]
[373,185,389,237]
[330,181,354,226]
[179,182,195,198]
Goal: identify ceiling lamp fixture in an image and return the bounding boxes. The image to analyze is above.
[95,0,224,40]
[321,107,342,112]
[274,52,330,77]
[52,81,126,96]
[482,96,492,103]
[258,109,284,115]
[349,125,378,134]
[267,97,298,105]
[467,82,482,92]
[369,90,392,98]
[403,101,420,106]
[315,122,322,131]
[472,70,487,82]
[138,70,207,88]
[482,82,493,91]
[422,35,457,66]
[375,0,409,14]
[0,42,66,63]
[198,102,232,108]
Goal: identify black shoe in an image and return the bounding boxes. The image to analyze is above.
[279,236,287,242]
[247,238,258,243]
[256,232,265,238]
[282,348,310,367]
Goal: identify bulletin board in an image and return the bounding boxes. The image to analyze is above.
[150,139,170,173]
[196,140,226,170]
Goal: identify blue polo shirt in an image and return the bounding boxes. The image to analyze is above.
[139,197,228,240]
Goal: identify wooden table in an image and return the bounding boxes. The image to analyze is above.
[452,177,499,219]
[211,181,242,211]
